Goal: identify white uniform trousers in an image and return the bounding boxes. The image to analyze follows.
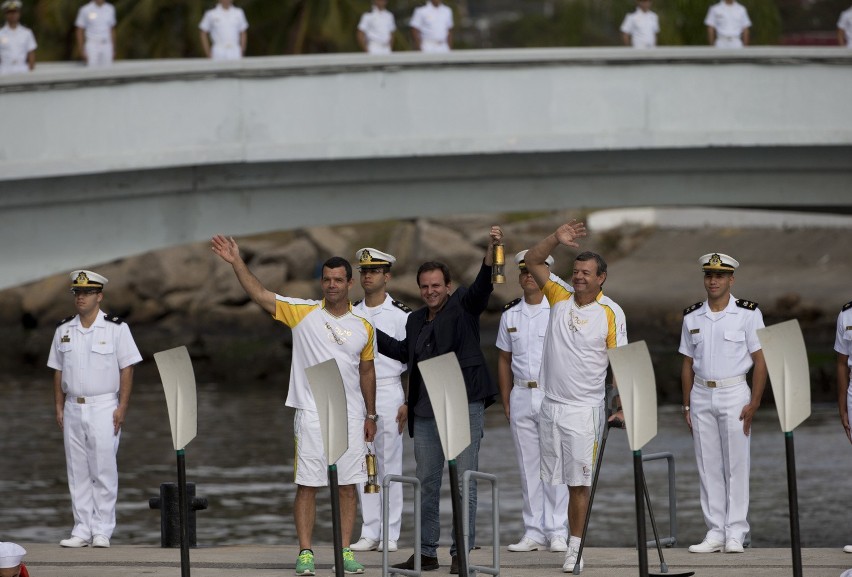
[690,381,751,543]
[85,39,113,67]
[0,62,29,75]
[714,35,744,48]
[211,43,242,61]
[367,41,391,54]
[356,377,404,542]
[420,39,450,53]
[510,384,568,543]
[63,393,120,540]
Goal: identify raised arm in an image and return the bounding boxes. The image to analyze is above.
[525,220,586,289]
[211,234,276,315]
[377,328,408,363]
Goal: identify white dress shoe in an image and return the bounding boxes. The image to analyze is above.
[92,535,111,548]
[386,540,398,552]
[508,536,544,552]
[724,539,744,553]
[562,546,584,573]
[60,536,90,548]
[688,538,724,553]
[349,537,379,551]
[844,545,852,553]
[549,535,568,552]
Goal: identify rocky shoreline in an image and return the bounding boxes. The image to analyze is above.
[3,211,846,403]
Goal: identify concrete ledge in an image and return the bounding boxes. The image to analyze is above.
[16,543,852,576]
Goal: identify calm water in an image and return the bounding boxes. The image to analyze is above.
[1,377,851,549]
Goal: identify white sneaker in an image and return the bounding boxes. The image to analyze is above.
[386,540,398,552]
[508,536,544,552]
[349,537,379,551]
[844,545,852,553]
[688,538,725,553]
[562,546,583,573]
[59,536,90,548]
[724,539,743,553]
[550,535,568,552]
[92,535,111,548]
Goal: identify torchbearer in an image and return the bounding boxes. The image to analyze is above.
[211,236,377,576]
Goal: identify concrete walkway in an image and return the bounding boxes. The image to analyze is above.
[15,543,851,577]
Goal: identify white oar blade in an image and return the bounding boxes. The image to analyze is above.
[608,341,657,451]
[418,353,471,460]
[305,359,349,465]
[757,319,811,432]
[153,346,198,451]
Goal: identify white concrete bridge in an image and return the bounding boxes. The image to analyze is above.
[1,47,851,290]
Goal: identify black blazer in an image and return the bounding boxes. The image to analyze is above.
[378,262,497,437]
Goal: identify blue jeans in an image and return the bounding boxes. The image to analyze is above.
[413,400,485,557]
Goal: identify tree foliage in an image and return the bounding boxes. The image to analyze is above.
[11,0,835,62]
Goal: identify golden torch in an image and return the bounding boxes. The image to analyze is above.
[364,445,380,494]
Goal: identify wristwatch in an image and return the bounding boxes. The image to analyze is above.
[366,414,379,422]
[681,405,690,414]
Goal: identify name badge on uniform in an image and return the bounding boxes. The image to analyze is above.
[507,327,517,333]
[689,328,700,334]
[846,326,852,331]
[61,335,71,343]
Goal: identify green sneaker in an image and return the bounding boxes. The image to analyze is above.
[342,547,365,574]
[296,549,315,576]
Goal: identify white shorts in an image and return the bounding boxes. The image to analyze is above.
[539,398,603,487]
[294,409,368,487]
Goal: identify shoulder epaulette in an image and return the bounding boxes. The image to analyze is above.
[392,300,412,313]
[735,299,759,311]
[843,300,852,311]
[104,314,125,324]
[56,316,75,327]
[503,297,522,312]
[683,302,703,316]
[352,299,363,307]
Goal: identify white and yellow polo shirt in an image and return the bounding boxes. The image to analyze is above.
[539,281,627,406]
[275,296,375,419]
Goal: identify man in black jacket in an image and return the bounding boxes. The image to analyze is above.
[378,225,502,573]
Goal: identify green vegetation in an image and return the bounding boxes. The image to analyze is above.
[15,0,844,62]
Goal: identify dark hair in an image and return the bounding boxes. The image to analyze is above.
[576,251,607,276]
[323,256,353,280]
[416,261,451,286]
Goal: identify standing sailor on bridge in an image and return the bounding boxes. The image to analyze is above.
[75,0,116,68]
[199,0,248,61]
[0,1,36,75]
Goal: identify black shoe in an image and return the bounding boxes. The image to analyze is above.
[392,554,439,572]
[450,555,458,575]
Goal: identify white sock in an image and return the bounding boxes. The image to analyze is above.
[569,536,581,549]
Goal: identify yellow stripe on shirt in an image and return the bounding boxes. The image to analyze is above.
[274,300,319,328]
[542,279,573,305]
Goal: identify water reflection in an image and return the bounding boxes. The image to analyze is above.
[1,378,851,549]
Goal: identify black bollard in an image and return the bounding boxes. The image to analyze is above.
[149,482,209,548]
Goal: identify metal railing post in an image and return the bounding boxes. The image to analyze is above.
[462,470,499,577]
